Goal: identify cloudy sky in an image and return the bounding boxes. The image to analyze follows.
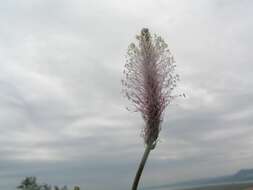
[1,0,253,189]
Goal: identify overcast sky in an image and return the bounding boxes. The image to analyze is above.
[1,0,253,189]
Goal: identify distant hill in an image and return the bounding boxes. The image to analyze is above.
[234,169,253,180]
[143,168,253,190]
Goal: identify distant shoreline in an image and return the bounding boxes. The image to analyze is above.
[144,168,253,190]
[144,180,253,190]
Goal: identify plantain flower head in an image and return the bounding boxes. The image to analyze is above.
[122,28,180,148]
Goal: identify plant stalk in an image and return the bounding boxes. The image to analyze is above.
[131,144,152,190]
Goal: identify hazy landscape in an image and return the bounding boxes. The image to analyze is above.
[144,169,253,190]
[180,183,253,190]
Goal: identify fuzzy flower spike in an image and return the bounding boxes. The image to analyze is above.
[122,28,180,190]
[122,28,179,149]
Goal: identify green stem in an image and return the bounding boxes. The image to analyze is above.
[131,144,152,190]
